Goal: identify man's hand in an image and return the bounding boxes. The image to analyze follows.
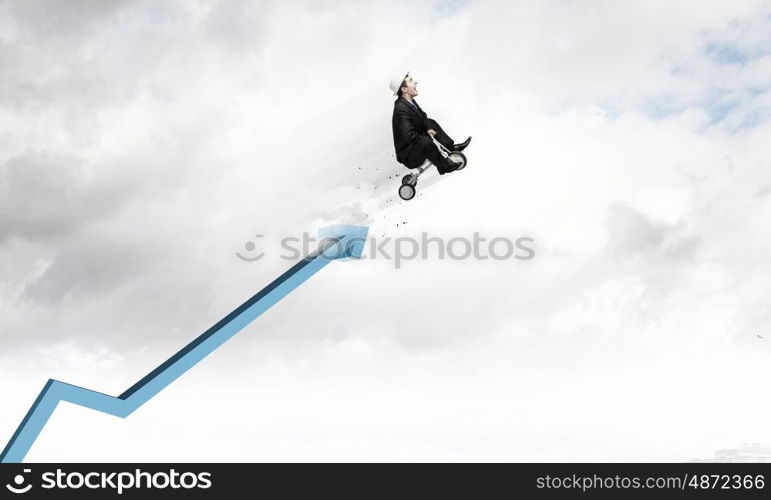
[427,129,437,137]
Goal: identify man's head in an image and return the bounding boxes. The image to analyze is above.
[398,74,419,98]
[390,72,419,98]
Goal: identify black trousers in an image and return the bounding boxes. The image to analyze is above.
[404,119,455,171]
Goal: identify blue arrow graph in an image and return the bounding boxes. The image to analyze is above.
[0,225,369,463]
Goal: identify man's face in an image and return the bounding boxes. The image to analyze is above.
[401,74,418,97]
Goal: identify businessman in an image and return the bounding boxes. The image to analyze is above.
[390,72,471,175]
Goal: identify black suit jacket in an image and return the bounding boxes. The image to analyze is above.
[392,97,433,165]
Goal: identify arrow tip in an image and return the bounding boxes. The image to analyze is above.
[317,225,369,260]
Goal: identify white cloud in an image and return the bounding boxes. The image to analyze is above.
[2,0,771,462]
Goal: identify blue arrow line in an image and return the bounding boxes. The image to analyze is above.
[0,225,369,463]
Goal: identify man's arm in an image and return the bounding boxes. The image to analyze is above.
[426,118,438,138]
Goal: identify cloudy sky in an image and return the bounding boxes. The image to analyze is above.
[2,0,771,462]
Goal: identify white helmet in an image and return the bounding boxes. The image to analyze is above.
[389,71,409,95]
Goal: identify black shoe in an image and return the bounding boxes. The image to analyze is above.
[438,157,462,175]
[453,136,471,152]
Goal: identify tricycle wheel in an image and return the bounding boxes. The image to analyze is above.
[448,151,467,170]
[399,184,416,201]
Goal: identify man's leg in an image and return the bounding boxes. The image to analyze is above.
[426,119,454,150]
[407,136,451,173]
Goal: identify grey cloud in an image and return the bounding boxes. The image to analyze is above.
[606,202,668,254]
[0,1,131,109]
[0,152,99,244]
[0,150,159,247]
[19,228,154,305]
[0,0,273,112]
[203,0,277,51]
[2,1,129,42]
[2,0,771,463]
[605,202,699,260]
